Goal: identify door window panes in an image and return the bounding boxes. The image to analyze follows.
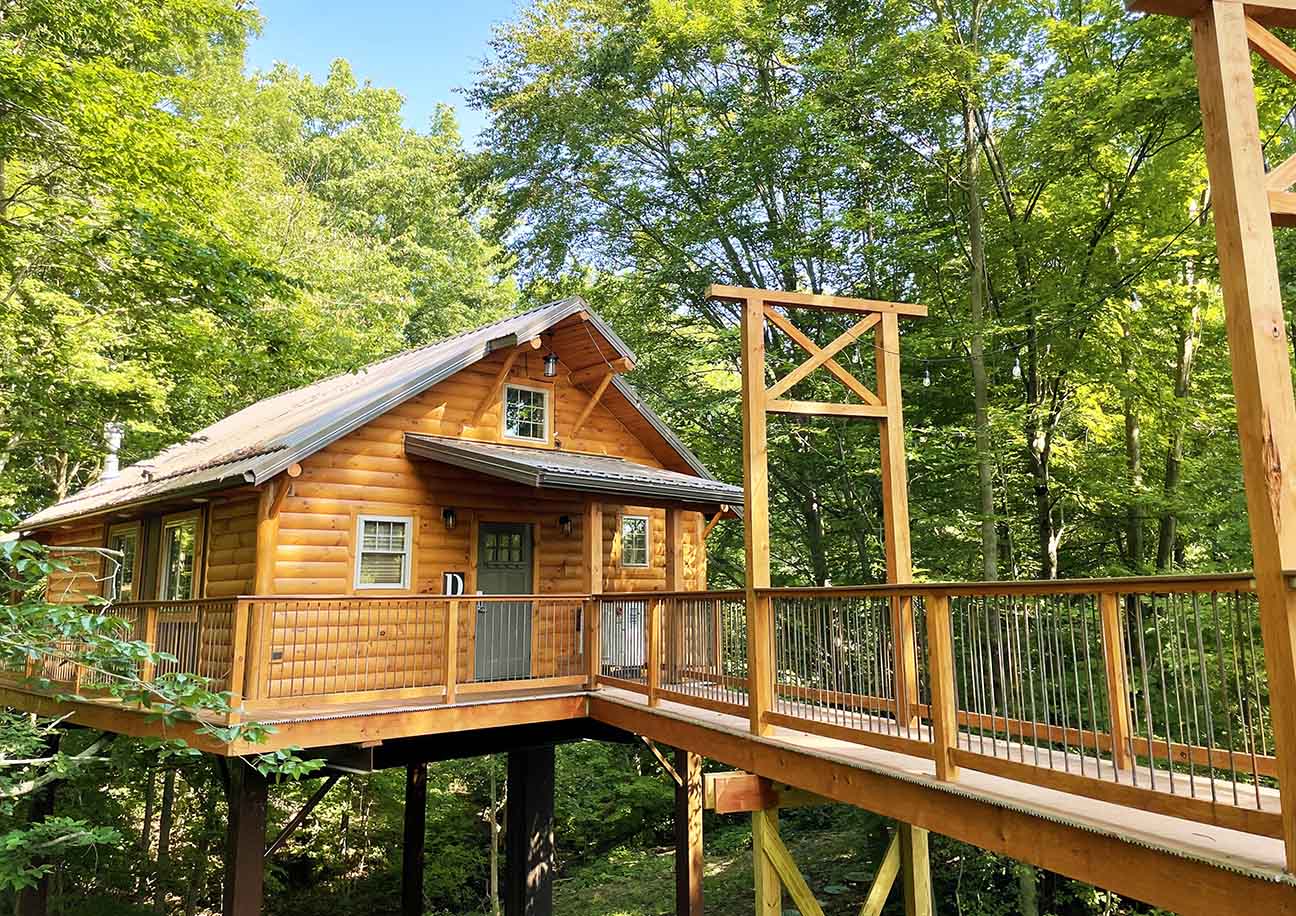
[356,516,412,588]
[621,515,649,567]
[503,385,548,441]
[160,518,198,600]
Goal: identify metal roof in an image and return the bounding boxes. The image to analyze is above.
[404,435,743,508]
[21,298,724,529]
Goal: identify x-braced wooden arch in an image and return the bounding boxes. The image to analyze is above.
[706,283,928,737]
[1132,0,1296,872]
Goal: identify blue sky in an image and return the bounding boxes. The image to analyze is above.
[246,0,524,146]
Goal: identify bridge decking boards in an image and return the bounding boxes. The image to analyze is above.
[588,688,1296,916]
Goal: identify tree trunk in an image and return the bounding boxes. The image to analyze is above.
[1157,295,1200,570]
[1122,317,1144,571]
[154,768,177,914]
[964,93,997,583]
[489,761,501,916]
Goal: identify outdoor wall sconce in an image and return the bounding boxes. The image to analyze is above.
[442,507,457,530]
[559,515,573,536]
[543,352,559,377]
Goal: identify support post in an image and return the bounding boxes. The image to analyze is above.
[739,294,774,736]
[750,807,781,916]
[254,479,282,596]
[675,749,703,916]
[899,823,932,916]
[223,763,268,916]
[585,499,603,594]
[665,508,685,685]
[875,312,917,725]
[924,593,959,781]
[403,763,427,916]
[1099,591,1133,770]
[17,734,60,916]
[1188,0,1296,869]
[505,746,555,916]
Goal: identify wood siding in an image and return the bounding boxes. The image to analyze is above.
[206,496,258,598]
[44,519,106,604]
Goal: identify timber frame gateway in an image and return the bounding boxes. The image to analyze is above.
[14,2,1296,913]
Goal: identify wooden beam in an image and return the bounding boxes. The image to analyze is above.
[899,824,932,916]
[265,774,339,859]
[858,832,901,916]
[665,508,685,592]
[708,283,928,317]
[739,293,773,737]
[701,511,724,542]
[571,371,614,435]
[766,399,889,418]
[675,749,704,916]
[569,357,633,386]
[765,310,882,402]
[1267,151,1296,191]
[756,808,826,916]
[223,763,268,916]
[402,764,427,916]
[470,347,525,427]
[641,737,682,786]
[1246,14,1296,78]
[1270,189,1296,225]
[1130,0,1296,28]
[1192,0,1296,870]
[763,307,882,404]
[703,772,832,813]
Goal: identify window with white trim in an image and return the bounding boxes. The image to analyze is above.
[620,515,650,568]
[355,515,412,589]
[106,523,140,602]
[503,384,548,442]
[159,514,199,600]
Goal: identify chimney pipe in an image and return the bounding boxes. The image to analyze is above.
[102,422,124,481]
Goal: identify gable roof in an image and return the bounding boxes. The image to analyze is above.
[21,298,724,530]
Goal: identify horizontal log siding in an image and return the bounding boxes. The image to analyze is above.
[205,495,257,598]
[43,519,106,603]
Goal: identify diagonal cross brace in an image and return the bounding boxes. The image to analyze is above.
[763,307,882,405]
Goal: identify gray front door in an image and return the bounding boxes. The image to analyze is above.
[475,523,533,680]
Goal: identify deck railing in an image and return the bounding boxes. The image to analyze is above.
[23,572,1279,840]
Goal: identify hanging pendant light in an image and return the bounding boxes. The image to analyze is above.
[922,366,931,388]
[1012,355,1022,380]
[543,352,559,377]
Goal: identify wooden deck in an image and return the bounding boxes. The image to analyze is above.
[16,573,1296,912]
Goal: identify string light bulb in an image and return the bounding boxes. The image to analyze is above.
[1130,292,1142,312]
[922,366,931,388]
[1012,355,1022,380]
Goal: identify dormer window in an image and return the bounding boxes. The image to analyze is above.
[503,384,549,442]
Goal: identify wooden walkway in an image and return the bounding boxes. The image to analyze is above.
[589,686,1296,916]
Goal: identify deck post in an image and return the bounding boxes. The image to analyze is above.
[738,292,774,737]
[674,748,704,916]
[223,762,268,916]
[402,762,427,916]
[647,597,663,707]
[1182,0,1296,869]
[444,600,460,705]
[504,746,555,916]
[924,593,959,781]
[1099,591,1133,770]
[899,823,933,916]
[584,597,601,689]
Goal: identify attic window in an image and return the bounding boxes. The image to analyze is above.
[503,384,548,442]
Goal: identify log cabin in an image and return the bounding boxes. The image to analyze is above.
[21,298,741,700]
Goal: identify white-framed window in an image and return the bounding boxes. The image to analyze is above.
[502,384,549,442]
[355,515,413,589]
[105,522,141,603]
[159,512,201,600]
[620,514,650,568]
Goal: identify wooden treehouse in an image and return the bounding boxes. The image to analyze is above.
[15,3,1296,914]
